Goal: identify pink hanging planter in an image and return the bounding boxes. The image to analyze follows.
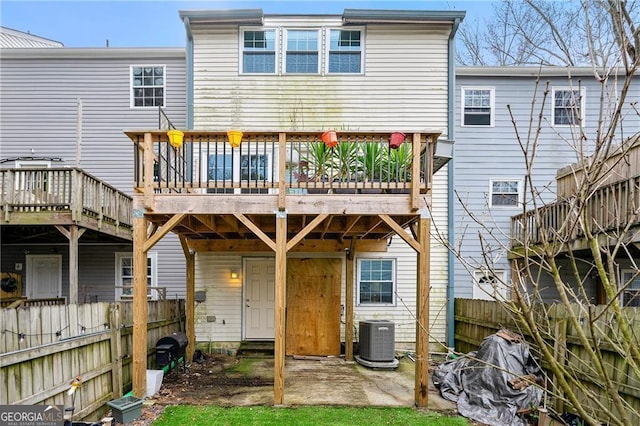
[321,130,338,148]
[389,132,406,150]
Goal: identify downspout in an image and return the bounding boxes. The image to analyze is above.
[183,17,194,129]
[447,17,461,350]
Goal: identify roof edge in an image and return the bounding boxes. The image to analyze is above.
[457,66,638,77]
[179,9,264,24]
[0,47,185,59]
[343,9,466,24]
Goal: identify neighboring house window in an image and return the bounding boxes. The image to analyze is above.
[552,88,583,126]
[328,29,362,73]
[621,270,640,307]
[116,252,158,300]
[242,29,276,73]
[490,179,521,207]
[285,30,319,73]
[131,65,165,107]
[473,270,507,300]
[358,259,395,305]
[462,88,494,126]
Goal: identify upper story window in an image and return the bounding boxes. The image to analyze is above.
[242,30,276,74]
[131,66,165,108]
[239,27,364,76]
[490,179,521,207]
[357,258,395,305]
[328,30,362,73]
[552,88,584,126]
[285,30,319,74]
[462,88,494,126]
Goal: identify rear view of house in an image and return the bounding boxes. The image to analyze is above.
[126,8,464,405]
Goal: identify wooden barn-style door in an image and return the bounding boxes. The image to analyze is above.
[286,258,342,356]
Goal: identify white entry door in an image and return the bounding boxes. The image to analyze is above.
[244,259,275,340]
[26,254,62,299]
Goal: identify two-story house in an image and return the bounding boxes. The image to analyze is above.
[451,66,640,324]
[125,8,463,405]
[0,26,187,304]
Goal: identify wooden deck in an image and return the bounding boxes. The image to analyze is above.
[1,167,133,240]
[511,137,640,255]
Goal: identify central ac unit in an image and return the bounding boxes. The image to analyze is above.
[358,320,395,362]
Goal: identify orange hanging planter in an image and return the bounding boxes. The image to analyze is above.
[167,129,184,149]
[389,132,406,150]
[321,130,338,148]
[227,130,243,148]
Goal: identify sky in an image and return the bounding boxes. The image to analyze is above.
[0,0,491,48]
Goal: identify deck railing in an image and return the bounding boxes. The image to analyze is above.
[511,176,640,248]
[128,131,438,196]
[1,167,133,227]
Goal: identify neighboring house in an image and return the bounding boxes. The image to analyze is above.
[0,26,63,48]
[124,8,464,403]
[452,67,640,306]
[0,45,187,304]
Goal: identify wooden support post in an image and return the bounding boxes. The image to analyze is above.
[109,302,123,398]
[411,133,422,211]
[68,225,79,304]
[55,225,85,305]
[415,214,430,407]
[345,253,354,361]
[278,132,287,210]
[185,248,196,361]
[274,210,287,405]
[132,209,148,398]
[143,132,155,211]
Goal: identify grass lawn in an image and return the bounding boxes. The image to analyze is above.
[152,406,468,425]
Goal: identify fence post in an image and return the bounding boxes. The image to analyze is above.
[552,310,567,414]
[109,302,123,399]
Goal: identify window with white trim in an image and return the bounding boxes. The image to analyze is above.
[328,29,362,73]
[357,258,395,305]
[285,29,319,74]
[242,29,276,73]
[552,88,583,126]
[131,66,165,107]
[489,179,521,207]
[115,252,158,300]
[462,88,494,126]
[621,269,640,307]
[207,152,271,194]
[473,269,507,300]
[239,27,364,75]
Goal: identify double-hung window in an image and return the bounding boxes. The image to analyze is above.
[621,270,640,307]
[116,252,158,300]
[358,259,395,305]
[462,88,494,126]
[490,179,521,207]
[328,29,362,73]
[285,30,319,73]
[242,30,276,73]
[131,66,165,107]
[552,88,583,126]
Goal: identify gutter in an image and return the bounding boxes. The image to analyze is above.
[182,17,194,130]
[447,17,462,350]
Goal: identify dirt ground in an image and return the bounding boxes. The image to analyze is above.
[112,353,456,425]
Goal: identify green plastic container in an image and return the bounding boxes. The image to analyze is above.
[107,396,143,423]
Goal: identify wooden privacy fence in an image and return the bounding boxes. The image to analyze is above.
[454,298,640,422]
[0,300,185,421]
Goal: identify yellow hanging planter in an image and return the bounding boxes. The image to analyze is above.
[227,130,243,148]
[167,129,184,149]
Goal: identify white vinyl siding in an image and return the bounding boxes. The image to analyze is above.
[193,23,449,131]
